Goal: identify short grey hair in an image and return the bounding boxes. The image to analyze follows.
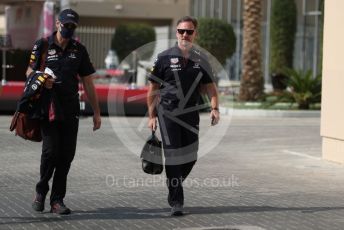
[176,16,198,29]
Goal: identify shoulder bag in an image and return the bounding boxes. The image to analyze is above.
[9,38,48,142]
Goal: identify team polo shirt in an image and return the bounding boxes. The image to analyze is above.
[29,32,95,100]
[148,44,214,109]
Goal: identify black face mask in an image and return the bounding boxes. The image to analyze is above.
[59,25,75,39]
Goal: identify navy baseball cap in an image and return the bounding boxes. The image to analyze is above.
[58,9,79,25]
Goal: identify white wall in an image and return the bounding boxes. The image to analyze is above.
[321,0,344,163]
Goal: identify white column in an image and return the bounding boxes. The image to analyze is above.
[264,0,271,84]
[43,1,55,38]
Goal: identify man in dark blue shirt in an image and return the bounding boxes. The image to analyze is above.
[27,9,101,215]
[147,16,220,216]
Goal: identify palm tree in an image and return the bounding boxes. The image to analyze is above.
[238,0,264,101]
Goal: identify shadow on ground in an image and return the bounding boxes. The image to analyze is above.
[1,205,343,225]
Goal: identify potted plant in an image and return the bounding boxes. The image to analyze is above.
[111,23,156,62]
[196,18,236,67]
[264,68,322,109]
[270,0,297,91]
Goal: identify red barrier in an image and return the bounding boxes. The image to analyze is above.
[0,82,25,100]
[0,81,148,115]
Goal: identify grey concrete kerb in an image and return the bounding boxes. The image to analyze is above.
[176,226,266,230]
[220,107,321,118]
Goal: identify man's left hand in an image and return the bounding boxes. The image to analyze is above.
[210,109,220,126]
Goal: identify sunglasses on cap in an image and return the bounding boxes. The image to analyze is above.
[177,29,194,35]
[61,23,77,30]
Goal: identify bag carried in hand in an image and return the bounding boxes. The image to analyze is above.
[9,38,48,142]
[141,130,163,174]
[9,111,42,142]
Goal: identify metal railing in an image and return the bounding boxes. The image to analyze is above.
[77,26,116,69]
[0,34,13,85]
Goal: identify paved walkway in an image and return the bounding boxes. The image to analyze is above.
[0,113,344,230]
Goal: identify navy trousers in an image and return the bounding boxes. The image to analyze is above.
[36,116,79,204]
[158,107,199,206]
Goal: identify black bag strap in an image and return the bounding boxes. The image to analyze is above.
[39,38,49,71]
[9,111,19,131]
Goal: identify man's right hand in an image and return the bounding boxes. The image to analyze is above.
[148,117,157,131]
[93,113,101,131]
[44,77,54,89]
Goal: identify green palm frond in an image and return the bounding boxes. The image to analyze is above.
[264,68,322,109]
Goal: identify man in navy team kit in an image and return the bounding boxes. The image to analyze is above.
[28,9,101,215]
[147,16,220,216]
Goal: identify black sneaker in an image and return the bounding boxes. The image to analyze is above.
[171,204,183,216]
[32,193,46,212]
[50,201,71,215]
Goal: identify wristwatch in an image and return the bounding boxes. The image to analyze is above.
[211,107,219,111]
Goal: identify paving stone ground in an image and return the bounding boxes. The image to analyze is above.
[1,113,344,230]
